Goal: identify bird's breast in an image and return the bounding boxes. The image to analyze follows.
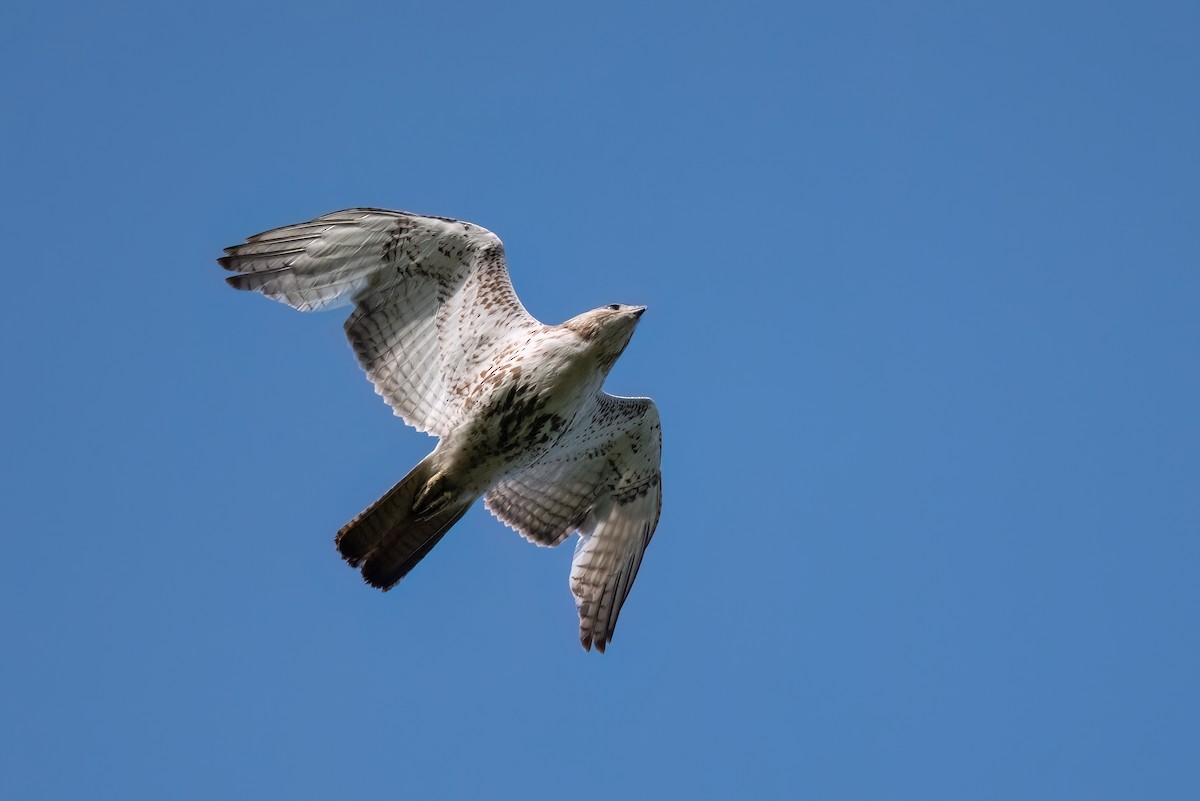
[446,346,600,482]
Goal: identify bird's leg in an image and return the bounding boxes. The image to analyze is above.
[412,470,456,520]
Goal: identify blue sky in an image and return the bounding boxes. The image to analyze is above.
[3,1,1198,798]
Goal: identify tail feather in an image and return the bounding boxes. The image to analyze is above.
[335,456,472,590]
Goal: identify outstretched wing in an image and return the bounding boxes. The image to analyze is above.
[484,394,663,652]
[220,208,541,436]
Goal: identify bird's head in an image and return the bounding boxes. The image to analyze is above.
[563,303,647,367]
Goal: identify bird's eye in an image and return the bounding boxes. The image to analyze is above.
[607,304,621,311]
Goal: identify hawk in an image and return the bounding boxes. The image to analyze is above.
[220,208,662,652]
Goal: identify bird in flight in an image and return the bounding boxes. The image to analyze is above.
[220,208,662,652]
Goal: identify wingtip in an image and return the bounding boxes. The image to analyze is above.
[580,633,609,654]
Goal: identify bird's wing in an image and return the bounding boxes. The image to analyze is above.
[220,208,541,436]
[484,394,662,652]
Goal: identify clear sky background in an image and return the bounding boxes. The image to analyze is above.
[2,1,1197,799]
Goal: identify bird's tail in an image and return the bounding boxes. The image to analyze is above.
[335,454,472,590]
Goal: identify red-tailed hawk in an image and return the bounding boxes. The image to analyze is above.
[220,208,662,652]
